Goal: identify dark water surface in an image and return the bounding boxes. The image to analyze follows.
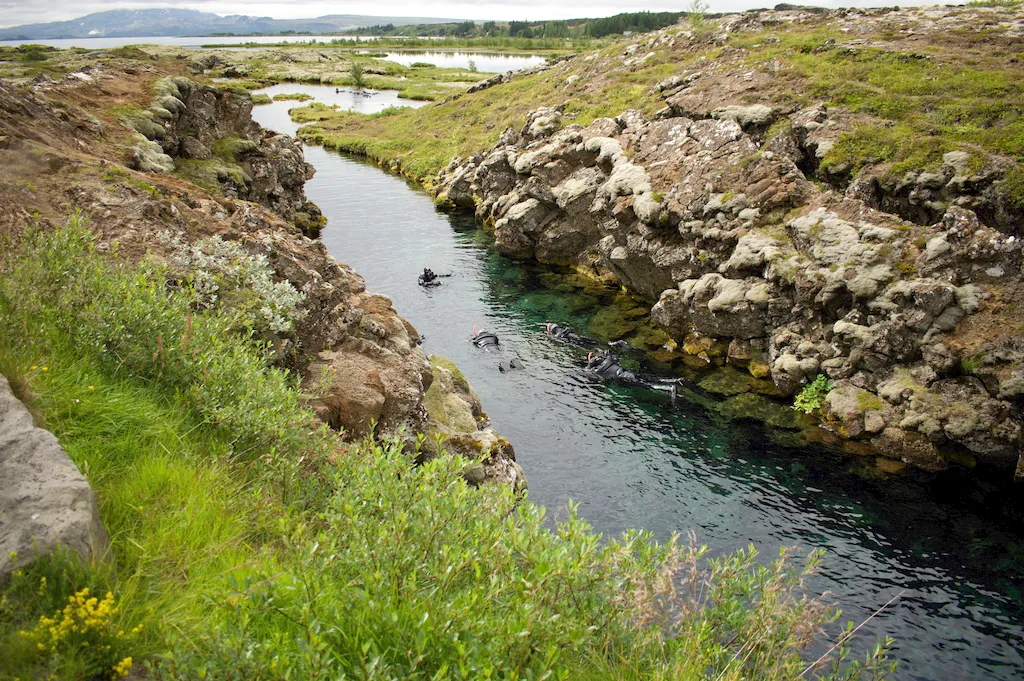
[253,96,1024,680]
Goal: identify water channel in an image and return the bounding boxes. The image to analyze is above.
[251,86,1024,681]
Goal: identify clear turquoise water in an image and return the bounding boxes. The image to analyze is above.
[253,96,1024,681]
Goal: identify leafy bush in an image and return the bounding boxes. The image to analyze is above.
[16,45,51,63]
[794,375,834,414]
[156,231,307,335]
[156,436,895,681]
[349,60,368,89]
[1,213,316,454]
[687,0,711,29]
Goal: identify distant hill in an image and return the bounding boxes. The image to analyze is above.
[0,9,465,40]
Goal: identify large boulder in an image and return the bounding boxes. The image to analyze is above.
[0,376,109,581]
[303,288,433,437]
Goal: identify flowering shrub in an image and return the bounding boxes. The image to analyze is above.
[18,587,137,680]
[2,213,320,456]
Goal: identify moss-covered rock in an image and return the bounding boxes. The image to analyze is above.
[717,392,815,430]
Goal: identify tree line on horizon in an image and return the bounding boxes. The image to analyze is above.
[349,11,684,39]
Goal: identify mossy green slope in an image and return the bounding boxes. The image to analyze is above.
[293,6,1024,187]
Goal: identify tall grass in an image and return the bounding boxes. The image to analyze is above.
[0,214,895,680]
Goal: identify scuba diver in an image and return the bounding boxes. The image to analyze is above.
[418,267,440,287]
[584,349,681,397]
[418,267,453,287]
[544,322,588,346]
[471,326,500,349]
[544,322,630,351]
[471,326,523,372]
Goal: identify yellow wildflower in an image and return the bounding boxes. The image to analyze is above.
[112,656,133,678]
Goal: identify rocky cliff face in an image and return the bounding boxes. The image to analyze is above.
[124,76,324,231]
[0,70,522,491]
[435,102,1024,479]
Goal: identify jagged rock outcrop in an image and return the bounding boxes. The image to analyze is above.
[419,357,527,494]
[436,104,1024,478]
[0,376,109,581]
[124,76,321,225]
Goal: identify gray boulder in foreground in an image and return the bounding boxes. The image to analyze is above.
[0,375,108,581]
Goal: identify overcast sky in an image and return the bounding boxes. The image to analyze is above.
[0,0,928,29]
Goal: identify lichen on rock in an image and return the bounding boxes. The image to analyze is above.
[433,96,1024,477]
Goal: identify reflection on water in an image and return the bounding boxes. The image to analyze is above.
[378,51,546,72]
[251,84,428,138]
[254,90,1024,680]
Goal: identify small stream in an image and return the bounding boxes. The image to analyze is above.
[252,88,1024,681]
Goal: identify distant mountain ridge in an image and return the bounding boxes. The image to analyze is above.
[0,9,465,40]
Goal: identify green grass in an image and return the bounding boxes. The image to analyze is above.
[1003,165,1024,208]
[292,13,1024,187]
[0,213,327,680]
[726,29,1024,177]
[967,0,1022,7]
[200,36,598,52]
[271,92,314,102]
[293,55,672,181]
[0,214,895,680]
[101,166,163,198]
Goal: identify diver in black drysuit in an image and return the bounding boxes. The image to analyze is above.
[471,328,500,349]
[419,267,440,287]
[584,349,680,396]
[471,327,523,372]
[544,322,589,346]
[418,268,454,287]
[545,322,630,351]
